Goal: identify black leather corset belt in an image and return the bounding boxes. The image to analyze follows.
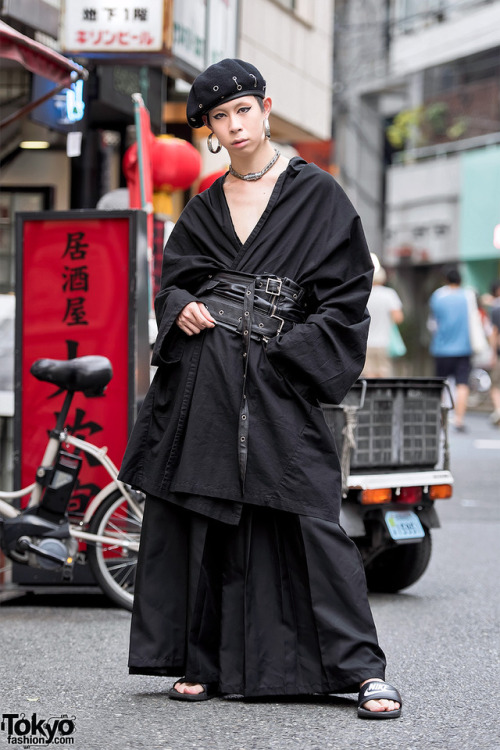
[197,271,307,342]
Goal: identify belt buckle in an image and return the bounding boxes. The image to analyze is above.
[265,277,282,296]
[270,312,285,336]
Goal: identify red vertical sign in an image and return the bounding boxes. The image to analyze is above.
[16,212,148,517]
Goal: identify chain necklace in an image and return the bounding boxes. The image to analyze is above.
[229,149,280,181]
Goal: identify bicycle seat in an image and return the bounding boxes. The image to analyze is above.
[30,356,113,395]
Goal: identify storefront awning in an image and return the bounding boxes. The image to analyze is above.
[0,19,88,129]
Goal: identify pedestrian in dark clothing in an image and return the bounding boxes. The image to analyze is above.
[118,58,401,719]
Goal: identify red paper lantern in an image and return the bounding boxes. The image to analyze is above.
[151,136,202,192]
[197,169,227,193]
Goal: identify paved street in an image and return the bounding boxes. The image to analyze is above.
[1,412,499,750]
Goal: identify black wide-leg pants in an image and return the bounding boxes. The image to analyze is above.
[128,496,386,696]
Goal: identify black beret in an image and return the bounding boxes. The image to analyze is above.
[187,58,266,129]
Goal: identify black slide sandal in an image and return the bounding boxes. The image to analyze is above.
[357,681,402,719]
[167,678,219,702]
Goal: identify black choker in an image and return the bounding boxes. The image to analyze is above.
[229,149,280,181]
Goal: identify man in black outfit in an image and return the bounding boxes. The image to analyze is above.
[119,58,401,719]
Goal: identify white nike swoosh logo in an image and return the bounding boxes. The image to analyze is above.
[364,684,391,696]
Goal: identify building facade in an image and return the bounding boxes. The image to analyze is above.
[333,0,500,372]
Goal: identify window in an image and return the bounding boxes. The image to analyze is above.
[0,188,53,293]
[392,0,492,36]
[275,0,297,9]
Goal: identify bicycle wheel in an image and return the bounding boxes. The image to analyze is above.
[87,489,143,610]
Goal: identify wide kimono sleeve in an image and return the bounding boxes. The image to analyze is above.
[265,178,374,405]
[150,197,224,367]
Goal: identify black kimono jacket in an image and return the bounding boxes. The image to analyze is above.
[118,157,373,524]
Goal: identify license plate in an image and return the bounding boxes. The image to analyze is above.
[384,511,425,541]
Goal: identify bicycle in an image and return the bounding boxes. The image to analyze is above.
[0,355,143,610]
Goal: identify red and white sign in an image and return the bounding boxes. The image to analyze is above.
[16,212,148,515]
[61,0,164,53]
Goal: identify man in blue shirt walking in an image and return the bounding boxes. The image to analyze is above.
[429,267,471,431]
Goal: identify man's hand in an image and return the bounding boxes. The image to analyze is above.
[176,301,216,336]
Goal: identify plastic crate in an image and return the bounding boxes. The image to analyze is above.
[321,378,447,470]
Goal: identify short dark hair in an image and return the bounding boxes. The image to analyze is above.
[490,279,500,297]
[445,267,461,285]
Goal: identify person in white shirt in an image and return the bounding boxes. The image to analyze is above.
[362,266,404,377]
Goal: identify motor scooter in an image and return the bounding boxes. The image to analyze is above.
[322,377,453,592]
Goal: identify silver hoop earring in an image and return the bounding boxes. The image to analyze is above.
[264,118,271,139]
[207,133,222,154]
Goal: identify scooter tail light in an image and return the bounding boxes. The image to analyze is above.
[397,486,423,504]
[361,488,392,505]
[429,484,453,500]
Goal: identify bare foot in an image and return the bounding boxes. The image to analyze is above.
[172,682,204,696]
[359,678,401,714]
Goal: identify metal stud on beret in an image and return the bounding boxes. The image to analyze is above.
[186,58,266,129]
